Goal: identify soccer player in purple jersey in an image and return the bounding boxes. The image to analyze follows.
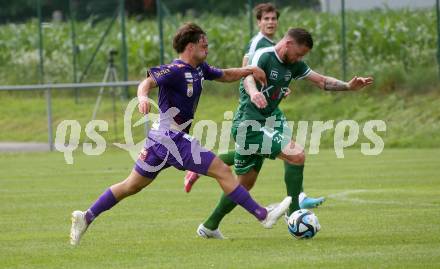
[69,23,291,245]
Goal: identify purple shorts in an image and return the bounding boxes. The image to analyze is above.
[134,130,216,179]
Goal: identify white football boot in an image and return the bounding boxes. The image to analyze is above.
[70,210,89,246]
[196,223,225,239]
[261,196,292,229]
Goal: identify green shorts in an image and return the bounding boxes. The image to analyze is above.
[231,111,292,175]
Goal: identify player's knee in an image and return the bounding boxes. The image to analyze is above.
[218,162,233,178]
[285,150,305,165]
[298,151,306,164]
[211,161,233,181]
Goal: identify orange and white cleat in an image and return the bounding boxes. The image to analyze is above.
[184,171,200,193]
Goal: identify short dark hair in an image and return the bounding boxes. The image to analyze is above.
[254,3,280,20]
[287,28,313,49]
[173,23,206,53]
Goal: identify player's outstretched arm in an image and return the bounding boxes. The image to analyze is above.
[137,76,157,115]
[216,66,267,86]
[305,70,373,91]
[243,74,268,109]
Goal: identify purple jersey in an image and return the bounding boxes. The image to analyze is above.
[148,59,223,133]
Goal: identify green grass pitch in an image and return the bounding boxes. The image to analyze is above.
[1,149,439,268]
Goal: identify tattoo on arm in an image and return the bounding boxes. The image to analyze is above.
[324,77,349,91]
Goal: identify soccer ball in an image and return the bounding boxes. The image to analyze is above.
[287,209,320,239]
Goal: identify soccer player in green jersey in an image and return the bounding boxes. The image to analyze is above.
[184,3,324,210]
[241,3,277,67]
[196,28,373,239]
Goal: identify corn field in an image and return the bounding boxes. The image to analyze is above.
[0,8,437,91]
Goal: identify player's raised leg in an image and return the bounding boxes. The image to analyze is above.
[70,169,153,246]
[184,150,235,193]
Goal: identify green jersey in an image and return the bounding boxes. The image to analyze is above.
[243,32,276,59]
[236,46,311,121]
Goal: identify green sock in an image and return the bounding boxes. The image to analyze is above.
[203,193,237,230]
[284,162,304,215]
[218,151,235,166]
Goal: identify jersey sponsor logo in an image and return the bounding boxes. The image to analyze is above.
[279,87,289,99]
[261,85,274,97]
[234,158,247,165]
[138,148,148,161]
[153,68,170,78]
[269,70,279,80]
[271,88,281,100]
[261,85,289,100]
[284,71,292,81]
[184,72,193,79]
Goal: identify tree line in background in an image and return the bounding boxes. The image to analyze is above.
[0,0,321,23]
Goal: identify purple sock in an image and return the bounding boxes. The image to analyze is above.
[85,188,118,224]
[227,185,267,221]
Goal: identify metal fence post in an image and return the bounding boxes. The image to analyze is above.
[156,0,164,65]
[37,0,53,151]
[120,0,129,98]
[437,0,440,79]
[46,89,54,151]
[341,0,347,81]
[69,0,79,103]
[37,0,44,83]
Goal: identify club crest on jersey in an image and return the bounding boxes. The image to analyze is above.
[270,70,279,80]
[284,71,292,81]
[187,83,193,97]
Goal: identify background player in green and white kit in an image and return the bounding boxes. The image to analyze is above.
[196,28,373,238]
[184,3,324,210]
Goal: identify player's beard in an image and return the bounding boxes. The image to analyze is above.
[196,53,207,64]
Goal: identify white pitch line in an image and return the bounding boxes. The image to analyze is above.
[328,189,439,207]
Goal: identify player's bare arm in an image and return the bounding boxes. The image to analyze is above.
[216,66,267,86]
[305,70,373,91]
[137,76,157,114]
[243,74,268,109]
[242,56,249,67]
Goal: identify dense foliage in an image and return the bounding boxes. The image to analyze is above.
[0,8,437,93]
